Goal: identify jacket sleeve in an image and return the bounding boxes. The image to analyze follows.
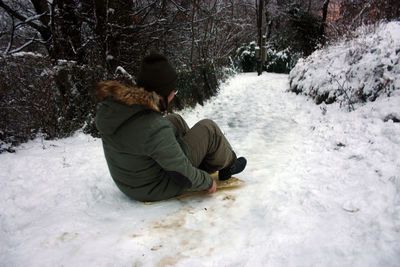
[145,121,213,191]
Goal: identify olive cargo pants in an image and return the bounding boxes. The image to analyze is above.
[166,114,236,173]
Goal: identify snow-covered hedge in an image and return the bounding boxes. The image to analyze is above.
[289,21,400,110]
[0,55,221,153]
[0,55,107,153]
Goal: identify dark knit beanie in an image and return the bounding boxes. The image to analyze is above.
[137,53,177,97]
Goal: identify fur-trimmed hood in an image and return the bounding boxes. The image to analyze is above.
[94,81,162,112]
[94,81,163,135]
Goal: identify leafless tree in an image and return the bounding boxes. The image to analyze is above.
[330,0,399,39]
[0,0,256,73]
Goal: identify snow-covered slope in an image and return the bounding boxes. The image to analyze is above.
[289,21,400,111]
[1,73,399,266]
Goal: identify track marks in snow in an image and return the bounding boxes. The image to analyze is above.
[129,191,239,266]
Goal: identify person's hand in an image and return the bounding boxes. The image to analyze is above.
[207,180,217,194]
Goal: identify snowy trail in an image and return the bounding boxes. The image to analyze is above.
[1,73,399,266]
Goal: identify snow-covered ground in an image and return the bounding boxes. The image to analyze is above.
[1,72,399,266]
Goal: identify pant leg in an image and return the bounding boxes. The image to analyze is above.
[166,114,236,173]
[165,113,190,137]
[183,119,236,173]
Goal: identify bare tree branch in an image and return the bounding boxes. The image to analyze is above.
[8,38,35,53]
[169,0,186,12]
[0,0,48,34]
[351,2,371,27]
[4,16,14,54]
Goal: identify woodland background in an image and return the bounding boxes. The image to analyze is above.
[0,0,399,152]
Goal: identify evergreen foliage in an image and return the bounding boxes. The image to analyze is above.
[286,4,324,56]
[264,47,300,74]
[265,2,325,57]
[234,42,300,74]
[234,42,257,73]
[173,62,219,109]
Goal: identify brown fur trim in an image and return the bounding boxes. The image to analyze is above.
[94,81,161,112]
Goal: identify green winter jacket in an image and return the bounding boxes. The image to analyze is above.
[94,81,213,202]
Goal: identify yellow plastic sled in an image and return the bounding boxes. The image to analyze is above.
[144,172,245,204]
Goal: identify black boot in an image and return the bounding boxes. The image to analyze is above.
[219,157,247,181]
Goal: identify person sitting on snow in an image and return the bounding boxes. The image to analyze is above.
[94,53,246,202]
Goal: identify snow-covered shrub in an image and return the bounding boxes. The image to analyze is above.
[264,47,301,74]
[215,57,238,82]
[0,54,107,152]
[53,61,107,138]
[234,41,257,72]
[289,21,400,110]
[235,41,300,73]
[0,54,55,152]
[0,53,224,152]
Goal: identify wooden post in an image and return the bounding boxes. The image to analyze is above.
[257,0,264,76]
[263,45,268,62]
[255,47,260,59]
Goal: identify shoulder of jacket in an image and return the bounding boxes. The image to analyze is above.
[148,114,173,132]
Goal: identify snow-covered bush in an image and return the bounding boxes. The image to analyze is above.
[0,55,107,153]
[0,53,223,152]
[53,61,107,138]
[0,54,55,152]
[264,47,300,74]
[234,42,257,72]
[289,21,400,110]
[235,42,300,73]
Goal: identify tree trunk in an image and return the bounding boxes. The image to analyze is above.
[257,0,264,76]
[93,0,107,68]
[320,0,330,45]
[30,0,51,33]
[52,0,83,61]
[190,0,197,65]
